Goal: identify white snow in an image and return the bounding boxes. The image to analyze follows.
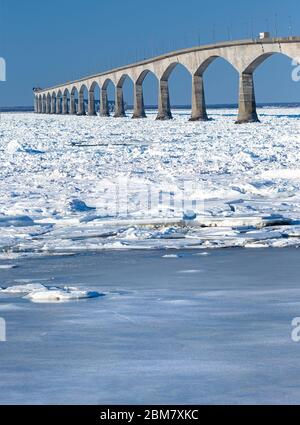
[1,108,300,256]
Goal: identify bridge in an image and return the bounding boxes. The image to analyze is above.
[34,36,300,124]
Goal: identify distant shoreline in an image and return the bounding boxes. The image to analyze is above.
[1,102,300,113]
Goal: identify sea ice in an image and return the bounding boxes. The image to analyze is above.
[1,109,300,256]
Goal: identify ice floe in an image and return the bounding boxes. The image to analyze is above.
[0,283,104,303]
[0,264,17,269]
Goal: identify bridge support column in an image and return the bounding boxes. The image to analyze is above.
[62,95,68,114]
[41,99,46,114]
[46,98,50,114]
[156,79,172,120]
[132,83,146,118]
[190,75,208,121]
[88,91,96,116]
[37,98,41,113]
[114,87,126,118]
[51,97,56,114]
[100,89,110,116]
[77,92,85,115]
[56,97,62,114]
[70,94,76,114]
[34,97,38,113]
[236,73,260,124]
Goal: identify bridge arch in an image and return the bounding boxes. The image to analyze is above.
[114,74,134,118]
[242,51,297,74]
[252,52,300,105]
[70,86,79,115]
[168,63,193,119]
[160,62,192,81]
[156,62,192,120]
[236,51,300,123]
[77,84,88,115]
[100,78,116,117]
[133,69,158,118]
[88,81,100,115]
[62,88,70,114]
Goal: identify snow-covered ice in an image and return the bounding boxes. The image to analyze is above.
[1,108,300,257]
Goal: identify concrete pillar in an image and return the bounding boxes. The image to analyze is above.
[51,97,56,114]
[114,86,126,118]
[37,98,41,113]
[132,83,146,118]
[88,91,96,116]
[42,99,46,114]
[236,73,260,124]
[56,97,62,114]
[156,79,172,120]
[70,94,76,114]
[190,75,208,121]
[62,95,68,114]
[100,89,110,116]
[77,92,85,115]
[34,96,38,113]
[46,98,50,114]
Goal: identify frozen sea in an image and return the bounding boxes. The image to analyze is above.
[1,108,300,256]
[1,248,300,405]
[1,108,300,404]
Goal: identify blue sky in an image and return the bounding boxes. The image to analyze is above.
[0,0,300,106]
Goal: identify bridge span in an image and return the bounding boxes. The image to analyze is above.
[34,37,300,124]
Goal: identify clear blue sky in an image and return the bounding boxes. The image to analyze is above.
[1,0,300,107]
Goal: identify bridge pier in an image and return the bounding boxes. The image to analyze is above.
[100,89,110,116]
[156,80,172,120]
[88,91,97,116]
[236,73,260,124]
[41,99,46,114]
[77,92,85,115]
[190,75,208,121]
[62,95,68,114]
[114,87,126,118]
[51,97,56,114]
[56,97,62,114]
[70,94,76,114]
[132,83,146,118]
[46,98,50,114]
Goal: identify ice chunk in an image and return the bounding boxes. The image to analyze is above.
[0,283,103,303]
[0,215,35,227]
[25,289,101,303]
[69,199,96,213]
[0,265,17,270]
[6,140,23,154]
[183,211,197,221]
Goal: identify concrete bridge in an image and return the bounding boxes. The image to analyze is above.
[34,37,300,124]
